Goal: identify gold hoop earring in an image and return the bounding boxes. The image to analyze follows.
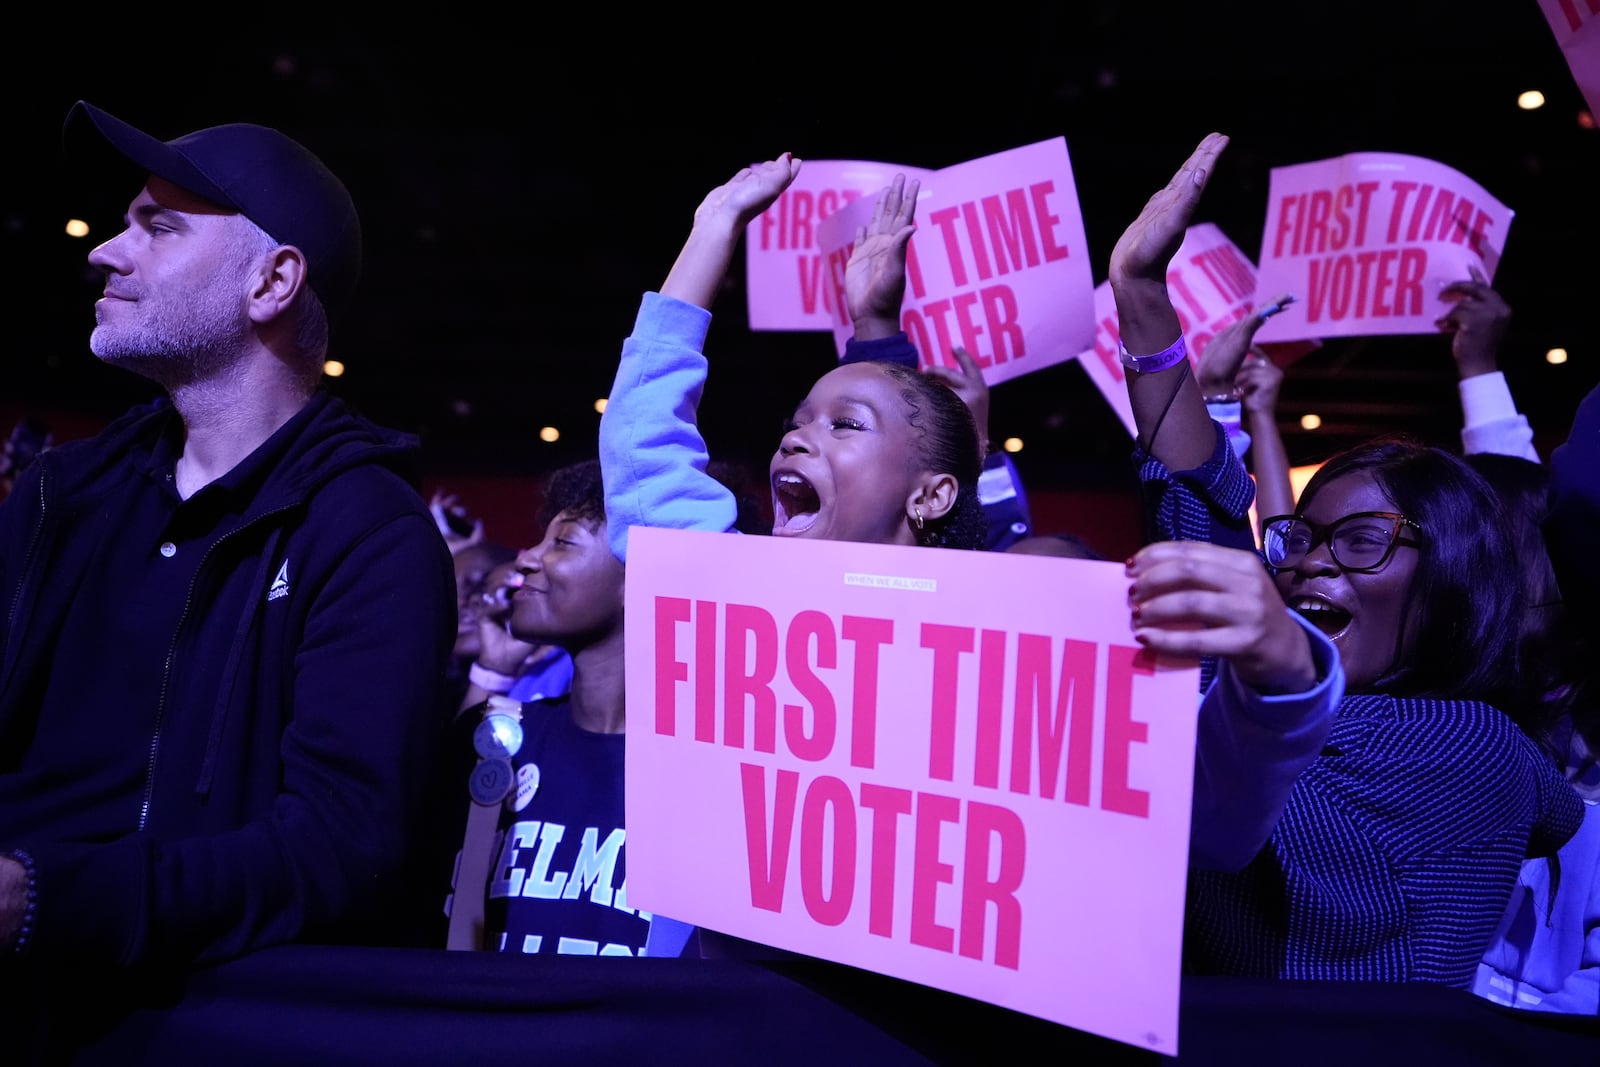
[913,506,925,531]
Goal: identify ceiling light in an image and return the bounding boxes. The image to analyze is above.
[1300,413,1322,431]
[1547,348,1569,365]
[323,360,345,378]
[1518,89,1546,110]
[539,426,560,443]
[1002,437,1023,453]
[65,218,89,238]
[594,398,607,413]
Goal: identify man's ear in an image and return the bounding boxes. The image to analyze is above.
[907,471,960,523]
[248,244,309,324]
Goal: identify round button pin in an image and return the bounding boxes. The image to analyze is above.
[512,761,541,812]
[473,713,524,760]
[468,757,515,806]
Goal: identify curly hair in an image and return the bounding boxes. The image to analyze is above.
[873,361,987,551]
[537,458,606,529]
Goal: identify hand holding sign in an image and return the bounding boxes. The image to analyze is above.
[844,173,921,342]
[1435,264,1512,380]
[1127,540,1316,695]
[1195,293,1293,399]
[624,527,1206,1051]
[1235,351,1284,419]
[1252,152,1512,344]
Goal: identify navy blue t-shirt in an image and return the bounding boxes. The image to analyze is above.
[483,698,651,956]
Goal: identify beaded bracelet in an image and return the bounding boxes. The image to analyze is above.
[1118,335,1188,374]
[6,848,37,954]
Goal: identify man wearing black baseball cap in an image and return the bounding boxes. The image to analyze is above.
[67,100,363,322]
[0,103,457,1054]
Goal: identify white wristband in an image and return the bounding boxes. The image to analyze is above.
[468,662,517,694]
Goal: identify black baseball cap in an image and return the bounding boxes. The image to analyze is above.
[64,101,363,322]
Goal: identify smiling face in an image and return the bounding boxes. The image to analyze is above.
[769,362,937,546]
[86,176,273,385]
[508,508,625,651]
[1274,470,1421,692]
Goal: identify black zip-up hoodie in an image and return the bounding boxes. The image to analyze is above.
[0,392,457,968]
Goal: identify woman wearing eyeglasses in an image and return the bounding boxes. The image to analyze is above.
[1111,133,1583,988]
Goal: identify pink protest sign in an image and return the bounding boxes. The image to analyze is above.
[744,160,908,331]
[1076,224,1279,438]
[624,526,1201,1054]
[1252,152,1513,344]
[812,138,1096,388]
[1540,0,1600,120]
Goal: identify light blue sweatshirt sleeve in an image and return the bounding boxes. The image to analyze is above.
[599,292,739,564]
[1188,610,1344,871]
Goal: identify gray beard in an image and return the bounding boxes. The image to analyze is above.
[90,308,251,391]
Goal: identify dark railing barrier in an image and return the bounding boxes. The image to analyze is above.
[16,944,1599,1065]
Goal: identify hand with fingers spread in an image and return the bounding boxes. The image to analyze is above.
[845,173,920,342]
[1436,264,1512,380]
[1126,540,1314,694]
[1196,295,1293,400]
[923,346,991,459]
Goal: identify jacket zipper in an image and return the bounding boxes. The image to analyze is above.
[138,503,297,831]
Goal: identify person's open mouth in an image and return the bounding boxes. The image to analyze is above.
[772,471,820,536]
[1290,596,1352,639]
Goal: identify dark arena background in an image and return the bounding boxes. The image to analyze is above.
[3,5,1598,1062]
[7,3,1600,557]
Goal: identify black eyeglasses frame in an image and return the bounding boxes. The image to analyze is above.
[1259,510,1424,575]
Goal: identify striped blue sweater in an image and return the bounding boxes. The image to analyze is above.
[1184,693,1581,986]
[1138,427,1584,986]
